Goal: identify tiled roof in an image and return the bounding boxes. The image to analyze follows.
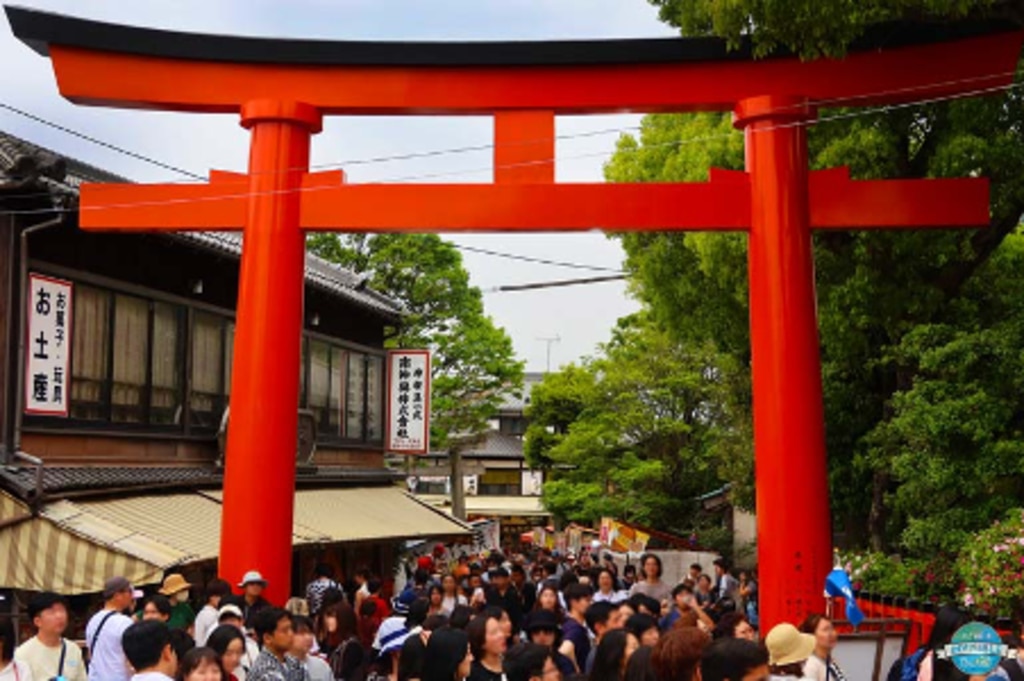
[0,129,402,319]
[427,431,525,460]
[0,464,401,501]
[172,231,403,318]
[498,372,546,412]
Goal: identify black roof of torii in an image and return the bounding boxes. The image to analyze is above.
[5,4,1019,68]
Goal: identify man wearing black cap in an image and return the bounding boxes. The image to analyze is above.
[485,567,523,634]
[524,611,574,677]
[86,576,142,681]
[15,591,86,680]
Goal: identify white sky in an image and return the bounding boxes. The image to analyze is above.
[0,0,680,371]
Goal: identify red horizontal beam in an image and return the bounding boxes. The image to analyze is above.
[78,171,990,233]
[49,29,1022,115]
[809,167,990,228]
[79,181,752,232]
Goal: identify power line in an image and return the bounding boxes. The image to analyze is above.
[453,244,625,273]
[485,275,627,292]
[0,101,205,180]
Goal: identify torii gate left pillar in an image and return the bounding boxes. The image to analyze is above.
[222,101,321,600]
[8,5,1021,624]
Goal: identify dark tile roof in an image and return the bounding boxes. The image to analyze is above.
[427,431,525,461]
[498,372,546,412]
[0,463,401,501]
[0,129,402,319]
[171,231,403,318]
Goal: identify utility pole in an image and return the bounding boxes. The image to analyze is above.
[450,445,465,521]
[446,431,485,521]
[536,335,561,374]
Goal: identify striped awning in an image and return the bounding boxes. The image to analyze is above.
[0,485,471,595]
[0,490,162,594]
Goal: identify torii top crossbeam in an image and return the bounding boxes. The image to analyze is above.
[7,5,1022,628]
[6,8,1021,114]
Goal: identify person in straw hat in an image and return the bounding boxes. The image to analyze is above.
[159,573,196,633]
[765,623,816,680]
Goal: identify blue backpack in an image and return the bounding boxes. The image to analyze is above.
[887,648,926,681]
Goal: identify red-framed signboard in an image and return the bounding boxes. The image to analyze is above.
[386,349,431,455]
[24,272,73,417]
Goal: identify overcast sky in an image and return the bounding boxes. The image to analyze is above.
[0,0,680,372]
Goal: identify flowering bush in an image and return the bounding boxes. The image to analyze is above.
[834,549,958,602]
[955,508,1024,616]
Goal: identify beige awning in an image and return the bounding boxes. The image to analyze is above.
[201,486,473,543]
[416,494,550,517]
[0,485,471,595]
[0,490,163,594]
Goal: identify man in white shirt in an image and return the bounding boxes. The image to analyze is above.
[122,620,177,681]
[194,579,232,645]
[15,591,87,681]
[85,576,142,681]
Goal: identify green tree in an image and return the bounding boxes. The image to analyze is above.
[308,233,524,452]
[603,6,1024,554]
[648,0,1010,58]
[526,315,749,529]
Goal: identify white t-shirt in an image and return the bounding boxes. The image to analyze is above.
[193,604,220,645]
[85,609,134,681]
[441,594,467,614]
[592,590,628,604]
[0,660,34,681]
[303,655,333,681]
[15,636,86,681]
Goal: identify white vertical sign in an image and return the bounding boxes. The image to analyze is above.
[521,470,544,496]
[25,273,73,416]
[386,350,431,454]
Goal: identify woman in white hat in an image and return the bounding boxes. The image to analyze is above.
[765,623,816,680]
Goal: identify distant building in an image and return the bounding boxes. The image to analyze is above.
[407,372,550,549]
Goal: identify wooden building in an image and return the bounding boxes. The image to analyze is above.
[0,129,469,611]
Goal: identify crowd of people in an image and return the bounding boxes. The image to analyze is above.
[0,545,1021,681]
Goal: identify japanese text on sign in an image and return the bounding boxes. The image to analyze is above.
[387,350,431,454]
[25,274,73,416]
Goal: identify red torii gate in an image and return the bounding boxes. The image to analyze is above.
[7,7,1021,628]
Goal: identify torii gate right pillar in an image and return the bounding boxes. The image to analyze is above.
[735,95,831,626]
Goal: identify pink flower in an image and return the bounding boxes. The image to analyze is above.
[964,592,975,607]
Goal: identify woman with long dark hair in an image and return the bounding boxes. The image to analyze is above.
[588,630,638,681]
[205,625,246,681]
[323,602,365,681]
[623,645,656,681]
[532,584,566,624]
[467,612,507,681]
[441,575,468,616]
[917,606,972,681]
[422,628,472,681]
[427,586,446,618]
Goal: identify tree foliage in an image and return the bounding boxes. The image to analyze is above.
[308,233,523,448]
[648,0,1012,58]
[594,4,1024,556]
[526,315,750,530]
